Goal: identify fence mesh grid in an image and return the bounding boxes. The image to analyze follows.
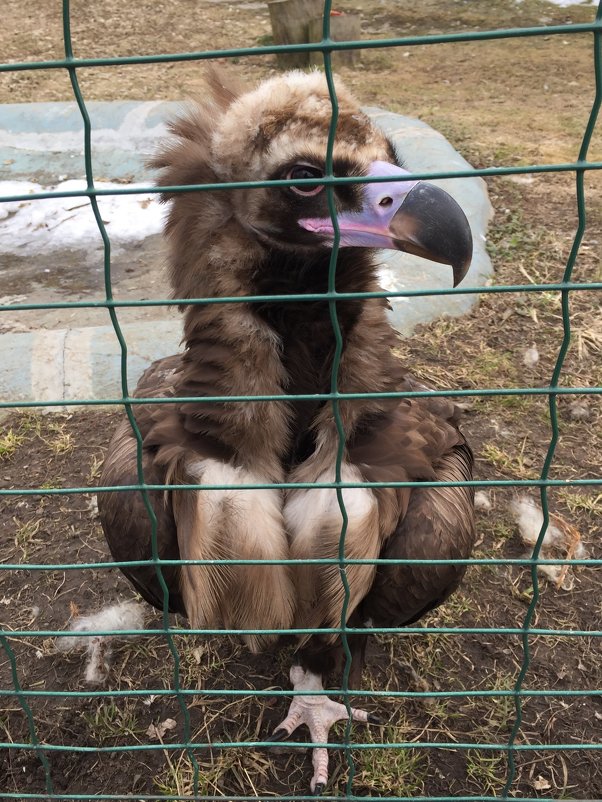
[0,0,601,799]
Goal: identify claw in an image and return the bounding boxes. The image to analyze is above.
[266,728,289,743]
[367,713,385,725]
[313,782,326,796]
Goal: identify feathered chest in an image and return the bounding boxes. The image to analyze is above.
[114,291,470,652]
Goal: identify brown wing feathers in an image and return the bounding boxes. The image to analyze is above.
[98,69,475,655]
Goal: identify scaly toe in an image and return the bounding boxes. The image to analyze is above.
[270,667,376,794]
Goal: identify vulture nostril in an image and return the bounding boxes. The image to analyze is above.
[378,196,394,208]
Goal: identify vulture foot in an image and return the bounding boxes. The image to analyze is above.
[269,665,378,794]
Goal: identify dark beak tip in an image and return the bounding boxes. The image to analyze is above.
[452,265,468,287]
[452,254,472,287]
[453,225,474,286]
[394,182,473,287]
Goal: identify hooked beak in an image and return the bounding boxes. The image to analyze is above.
[299,161,473,287]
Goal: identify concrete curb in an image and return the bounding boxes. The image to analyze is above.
[0,100,179,184]
[0,321,182,406]
[0,101,493,405]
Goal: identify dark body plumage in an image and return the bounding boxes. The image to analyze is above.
[98,69,475,793]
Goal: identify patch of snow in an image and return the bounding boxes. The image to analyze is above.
[0,179,164,255]
[377,260,410,298]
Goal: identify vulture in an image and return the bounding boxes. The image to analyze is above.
[98,69,475,794]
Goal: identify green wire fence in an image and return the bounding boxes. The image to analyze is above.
[1,0,601,800]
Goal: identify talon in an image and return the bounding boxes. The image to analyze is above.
[267,728,290,742]
[313,782,326,796]
[367,713,385,725]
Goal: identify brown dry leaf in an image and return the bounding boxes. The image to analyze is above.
[146,718,177,740]
[550,515,582,590]
[531,775,552,792]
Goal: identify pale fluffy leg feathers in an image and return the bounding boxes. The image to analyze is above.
[285,466,382,640]
[175,459,295,651]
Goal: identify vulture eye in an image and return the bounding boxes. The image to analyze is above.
[287,165,324,196]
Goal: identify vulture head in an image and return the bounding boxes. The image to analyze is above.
[100,69,476,796]
[152,69,472,305]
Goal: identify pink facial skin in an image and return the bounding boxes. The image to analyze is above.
[298,161,420,248]
[297,160,473,286]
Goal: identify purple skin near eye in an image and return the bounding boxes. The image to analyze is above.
[298,161,420,248]
[298,159,473,286]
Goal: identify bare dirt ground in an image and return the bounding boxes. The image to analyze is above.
[1,0,601,799]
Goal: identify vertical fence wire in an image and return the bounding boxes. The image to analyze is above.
[60,0,202,794]
[321,3,358,792]
[0,2,601,801]
[502,7,602,797]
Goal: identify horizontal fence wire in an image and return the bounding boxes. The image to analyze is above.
[0,0,601,801]
[0,18,600,72]
[0,788,588,802]
[0,788,592,802]
[1,687,601,700]
[0,282,602,315]
[3,557,601,570]
[2,739,602,754]
[1,160,602,206]
[3,626,602,639]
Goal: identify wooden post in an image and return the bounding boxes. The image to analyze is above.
[308,14,362,69]
[267,0,323,70]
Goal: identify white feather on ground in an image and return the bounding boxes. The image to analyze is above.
[522,345,539,369]
[509,496,588,590]
[474,491,492,512]
[568,400,591,421]
[56,600,146,684]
